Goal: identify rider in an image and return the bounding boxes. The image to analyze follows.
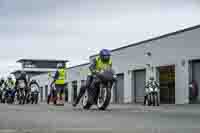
[6,75,15,90]
[73,49,112,107]
[51,63,66,102]
[5,75,16,101]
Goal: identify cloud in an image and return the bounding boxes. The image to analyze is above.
[0,0,200,75]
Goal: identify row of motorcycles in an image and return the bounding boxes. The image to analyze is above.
[0,80,39,105]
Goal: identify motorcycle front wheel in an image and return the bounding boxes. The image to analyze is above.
[81,90,92,110]
[97,86,111,110]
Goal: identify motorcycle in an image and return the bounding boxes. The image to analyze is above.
[0,88,3,103]
[2,88,16,104]
[29,81,40,104]
[30,90,39,104]
[81,68,116,110]
[17,80,26,105]
[144,80,160,106]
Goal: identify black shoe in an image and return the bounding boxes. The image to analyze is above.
[72,102,77,107]
[72,99,79,107]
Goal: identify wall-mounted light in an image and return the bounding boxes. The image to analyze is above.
[181,59,186,67]
[145,52,152,57]
[146,64,151,68]
[128,70,131,75]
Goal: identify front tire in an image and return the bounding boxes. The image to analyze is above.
[35,94,38,104]
[47,95,50,104]
[82,90,92,110]
[148,94,151,106]
[97,87,111,110]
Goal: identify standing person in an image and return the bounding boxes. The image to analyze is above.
[51,63,66,104]
[73,49,112,107]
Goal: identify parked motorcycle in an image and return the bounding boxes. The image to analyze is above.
[1,88,16,104]
[144,79,160,106]
[17,80,27,105]
[0,88,3,103]
[81,68,116,110]
[29,80,40,104]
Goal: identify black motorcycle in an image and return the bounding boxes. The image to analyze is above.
[81,69,116,110]
[1,88,16,104]
[30,90,39,104]
[0,89,3,103]
[17,80,27,105]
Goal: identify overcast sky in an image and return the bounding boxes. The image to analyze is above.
[0,0,200,76]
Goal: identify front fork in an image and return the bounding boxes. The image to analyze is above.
[99,84,103,99]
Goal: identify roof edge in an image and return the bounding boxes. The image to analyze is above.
[90,24,200,58]
[67,62,90,69]
[16,59,69,63]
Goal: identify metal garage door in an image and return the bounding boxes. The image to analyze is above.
[40,87,43,102]
[65,83,68,102]
[113,73,124,104]
[45,85,48,101]
[72,81,77,102]
[134,70,146,103]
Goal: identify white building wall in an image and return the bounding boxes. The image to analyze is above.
[67,63,90,103]
[30,27,200,105]
[90,27,200,104]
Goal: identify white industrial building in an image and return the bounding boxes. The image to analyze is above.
[32,25,200,105]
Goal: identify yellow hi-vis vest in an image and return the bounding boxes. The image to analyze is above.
[55,68,66,85]
[7,80,15,89]
[95,56,112,72]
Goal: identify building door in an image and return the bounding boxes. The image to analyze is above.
[81,80,86,87]
[134,70,146,103]
[40,87,43,102]
[113,73,124,104]
[191,61,200,103]
[72,81,77,102]
[65,83,68,102]
[45,85,48,101]
[159,65,175,104]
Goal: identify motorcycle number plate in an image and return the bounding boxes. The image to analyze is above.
[149,88,153,92]
[18,80,25,88]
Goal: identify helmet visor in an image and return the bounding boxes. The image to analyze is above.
[102,55,110,62]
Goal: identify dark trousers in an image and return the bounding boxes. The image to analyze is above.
[74,76,93,104]
[55,84,65,100]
